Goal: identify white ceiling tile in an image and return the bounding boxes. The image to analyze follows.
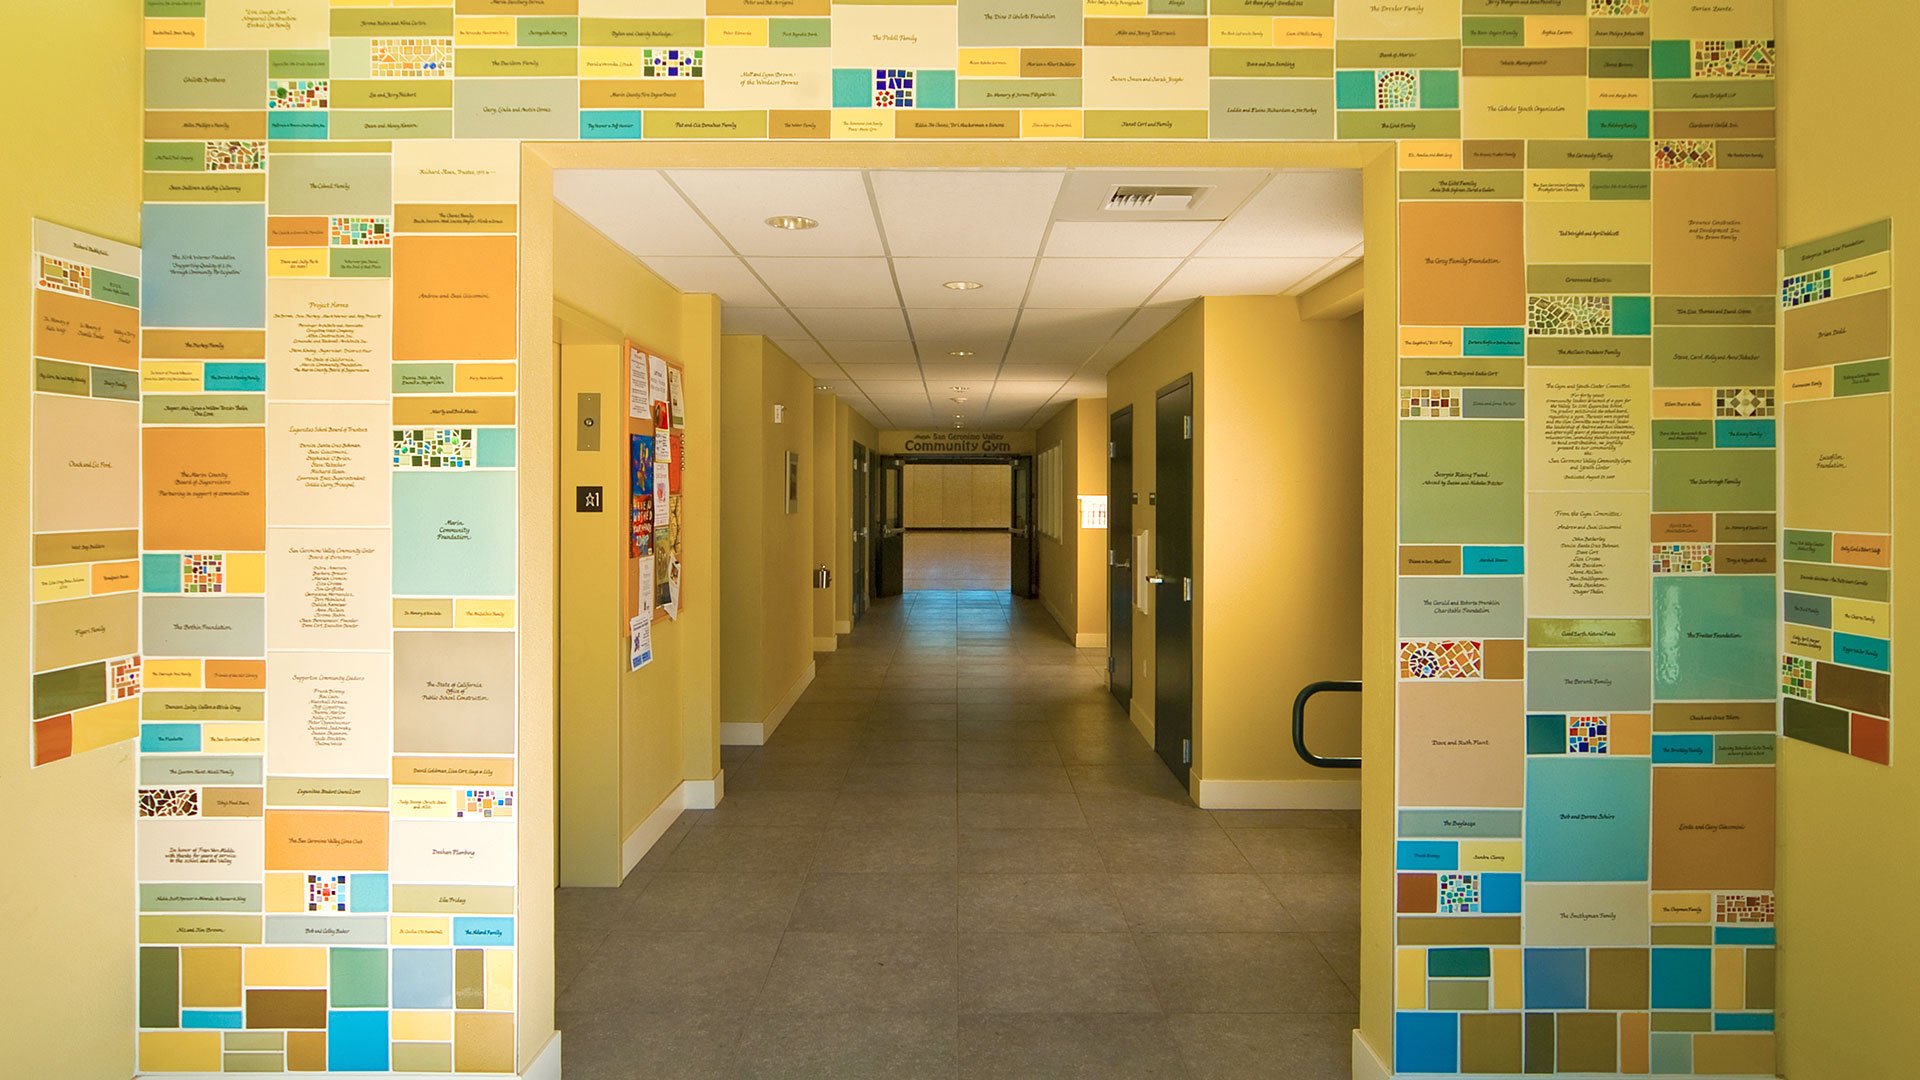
[853,378,930,394]
[665,169,884,256]
[1197,170,1364,258]
[1026,258,1183,308]
[800,361,844,379]
[892,257,1033,309]
[721,306,805,337]
[994,365,1081,382]
[639,257,777,306]
[918,364,1003,383]
[1004,339,1098,366]
[871,171,1063,257]
[750,257,897,308]
[789,307,910,340]
[905,308,1020,342]
[1012,308,1132,340]
[1086,341,1140,369]
[1113,300,1193,343]
[844,366,926,382]
[817,340,921,365]
[553,170,729,257]
[1153,257,1329,302]
[1042,220,1221,258]
[1284,256,1360,296]
[770,338,834,368]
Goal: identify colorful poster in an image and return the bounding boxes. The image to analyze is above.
[630,434,654,559]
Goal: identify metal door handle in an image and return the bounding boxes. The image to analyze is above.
[1145,573,1166,585]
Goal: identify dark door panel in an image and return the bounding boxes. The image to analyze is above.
[1153,379,1194,788]
[875,455,905,598]
[1010,455,1037,598]
[1108,407,1133,712]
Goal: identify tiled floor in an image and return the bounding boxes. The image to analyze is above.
[903,530,1011,592]
[556,591,1361,1080]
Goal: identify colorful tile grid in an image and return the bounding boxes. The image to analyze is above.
[38,256,91,296]
[205,140,265,172]
[1716,389,1775,418]
[1717,894,1776,923]
[1568,716,1609,754]
[306,874,348,913]
[1527,295,1612,337]
[1653,544,1715,574]
[110,655,142,701]
[1695,40,1777,78]
[875,69,914,108]
[1438,874,1480,914]
[182,553,224,593]
[330,217,391,247]
[1590,0,1651,13]
[1654,139,1717,170]
[1376,70,1418,111]
[1398,641,1483,680]
[138,788,198,818]
[642,48,701,78]
[393,427,476,469]
[1399,389,1461,419]
[1782,654,1814,700]
[1782,268,1833,308]
[458,789,514,819]
[372,38,452,77]
[267,79,327,109]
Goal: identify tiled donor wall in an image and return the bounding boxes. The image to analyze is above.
[127,0,1785,1074]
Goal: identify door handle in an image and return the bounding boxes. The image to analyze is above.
[1145,573,1166,585]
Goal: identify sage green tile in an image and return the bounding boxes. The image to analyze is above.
[1653,449,1776,512]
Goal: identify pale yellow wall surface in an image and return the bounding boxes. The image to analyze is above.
[1038,401,1099,641]
[812,393,838,645]
[1073,398,1111,642]
[0,4,142,1076]
[836,405,880,628]
[720,336,766,728]
[1037,404,1080,639]
[1775,4,1920,1074]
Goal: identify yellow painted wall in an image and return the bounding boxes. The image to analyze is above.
[720,336,817,727]
[1775,4,1920,1074]
[1037,398,1110,644]
[836,403,881,631]
[812,392,837,647]
[0,3,142,1075]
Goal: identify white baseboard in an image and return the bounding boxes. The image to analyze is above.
[834,619,851,634]
[1074,632,1109,648]
[523,1031,563,1080]
[683,771,722,810]
[621,782,688,878]
[813,635,838,651]
[1197,778,1361,810]
[720,662,816,746]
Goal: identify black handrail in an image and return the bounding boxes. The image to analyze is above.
[1292,680,1362,769]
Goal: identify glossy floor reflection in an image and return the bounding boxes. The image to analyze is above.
[556,591,1360,1080]
[902,531,1011,592]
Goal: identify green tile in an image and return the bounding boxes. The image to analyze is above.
[1429,948,1492,978]
[1463,17,1524,46]
[1651,40,1691,79]
[1835,358,1890,397]
[328,948,387,1008]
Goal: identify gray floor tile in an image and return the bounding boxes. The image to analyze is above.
[725,762,853,793]
[957,828,1107,874]
[1309,932,1362,998]
[555,885,643,931]
[957,933,1159,1013]
[843,761,959,792]
[756,932,957,1013]
[732,1012,958,1080]
[1260,873,1361,932]
[957,763,1075,793]
[1076,792,1217,831]
[957,1014,1192,1080]
[557,931,781,1013]
[788,872,958,932]
[858,740,960,765]
[956,740,1061,764]
[1067,764,1190,797]
[956,874,1126,933]
[1091,828,1253,873]
[555,928,609,997]
[1109,872,1298,933]
[1167,1012,1357,1080]
[686,789,838,829]
[1210,809,1355,830]
[830,790,959,829]
[955,719,1056,743]
[1133,933,1358,1014]
[813,826,959,873]
[665,827,823,872]
[630,872,805,933]
[554,1009,744,1080]
[957,792,1086,830]
[1226,829,1361,875]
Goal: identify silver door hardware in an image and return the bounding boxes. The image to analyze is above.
[1109,442,1116,458]
[814,565,832,589]
[1145,572,1166,585]
[1183,416,1192,439]
[576,392,601,451]
[1181,739,1192,765]
[1183,577,1193,601]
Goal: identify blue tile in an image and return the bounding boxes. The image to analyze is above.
[452,917,516,946]
[1397,840,1457,872]
[203,362,265,392]
[1652,733,1714,764]
[392,948,453,1009]
[1463,327,1525,357]
[267,111,328,140]
[143,553,183,594]
[1833,632,1890,672]
[1714,927,1775,946]
[1335,70,1377,110]
[476,427,517,468]
[181,1010,243,1029]
[1652,948,1712,1009]
[1523,949,1586,1010]
[1715,1013,1775,1031]
[1462,545,1524,574]
[1395,1011,1459,1074]
[142,723,201,754]
[1525,758,1650,881]
[349,872,389,914]
[1481,873,1522,914]
[328,1010,390,1072]
[580,110,643,140]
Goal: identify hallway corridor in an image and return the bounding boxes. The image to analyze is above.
[555,592,1360,1080]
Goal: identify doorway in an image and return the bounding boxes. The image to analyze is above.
[1108,406,1134,712]
[852,440,870,621]
[1153,377,1195,789]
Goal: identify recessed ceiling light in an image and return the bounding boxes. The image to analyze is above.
[815,385,832,391]
[949,385,970,391]
[949,350,974,357]
[943,280,983,291]
[764,215,817,230]
[950,396,968,403]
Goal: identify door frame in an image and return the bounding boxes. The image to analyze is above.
[1152,375,1195,789]
[1107,405,1134,712]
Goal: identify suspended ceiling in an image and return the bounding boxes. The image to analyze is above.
[554,167,1362,430]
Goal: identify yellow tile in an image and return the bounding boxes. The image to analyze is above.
[146,658,203,689]
[182,947,244,1008]
[456,598,517,628]
[202,723,265,754]
[1527,15,1587,47]
[143,360,203,391]
[1784,625,1831,663]
[267,249,327,277]
[454,17,515,46]
[1492,947,1524,1010]
[146,18,205,48]
[141,1032,222,1072]
[833,110,895,140]
[265,873,306,914]
[71,699,137,753]
[225,552,265,594]
[34,564,91,602]
[1653,388,1713,418]
[1653,892,1713,924]
[579,47,645,78]
[1458,841,1523,873]
[1399,140,1461,170]
[707,17,767,46]
[1589,79,1650,110]
[1022,109,1082,139]
[245,947,328,987]
[1273,17,1334,46]
[392,788,456,818]
[958,48,1020,77]
[1832,251,1892,298]
[392,916,452,946]
[485,949,514,1011]
[1692,1032,1775,1075]
[1527,169,1590,202]
[455,363,517,392]
[1396,947,1426,1009]
[92,560,140,595]
[1784,366,1833,402]
[1085,0,1146,13]
[393,1010,454,1042]
[1713,947,1745,1011]
[1400,328,1463,356]
[1209,16,1271,46]
[1832,598,1891,637]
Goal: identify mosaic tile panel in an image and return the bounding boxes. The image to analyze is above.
[1438,873,1481,914]
[38,256,91,296]
[459,789,514,819]
[1568,716,1610,754]
[182,553,224,593]
[205,140,266,171]
[1716,388,1775,418]
[267,79,327,109]
[393,427,476,469]
[1716,894,1776,924]
[1694,40,1776,78]
[1590,0,1650,13]
[1399,640,1484,680]
[1527,295,1612,337]
[1376,69,1419,110]
[1782,654,1814,700]
[138,788,199,818]
[1782,268,1833,308]
[1400,388,1462,418]
[371,38,452,77]
[874,69,915,108]
[110,655,142,701]
[1654,139,1717,170]
[306,873,348,913]
[642,48,702,78]
[330,217,391,247]
[1653,544,1715,574]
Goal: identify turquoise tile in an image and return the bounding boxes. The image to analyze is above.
[1653,577,1775,700]
[1651,40,1692,79]
[1526,714,1565,755]
[1652,948,1711,1009]
[917,70,956,109]
[1335,70,1376,110]
[1525,758,1649,881]
[477,427,517,468]
[143,553,183,594]
[832,68,871,108]
[1419,69,1458,109]
[580,110,643,140]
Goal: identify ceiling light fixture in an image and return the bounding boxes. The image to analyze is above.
[950,396,968,403]
[942,280,983,291]
[949,385,970,391]
[949,350,974,357]
[815,385,832,391]
[764,215,818,230]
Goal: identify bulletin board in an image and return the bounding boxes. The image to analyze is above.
[625,342,686,637]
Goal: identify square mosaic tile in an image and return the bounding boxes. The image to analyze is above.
[110,655,142,702]
[183,553,225,593]
[1716,388,1775,418]
[1400,388,1462,418]
[1716,893,1775,924]
[1399,640,1484,680]
[1438,873,1481,914]
[393,427,476,469]
[874,68,914,108]
[1568,716,1609,754]
[330,217,391,247]
[372,38,452,77]
[1782,654,1814,700]
[1590,0,1650,13]
[1695,39,1775,78]
[1782,268,1833,308]
[458,789,514,819]
[206,140,266,171]
[1654,139,1716,170]
[1376,69,1419,110]
[1652,543,1714,574]
[38,256,90,296]
[307,873,349,913]
[268,79,328,109]
[138,788,199,818]
[643,48,702,78]
[1527,295,1612,336]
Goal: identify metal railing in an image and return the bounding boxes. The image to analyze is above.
[1291,680,1361,769]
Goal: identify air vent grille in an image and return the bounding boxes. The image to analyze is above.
[1105,185,1205,212]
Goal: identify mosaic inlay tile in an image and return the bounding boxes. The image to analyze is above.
[393,427,476,469]
[1527,295,1612,337]
[1439,873,1481,914]
[1654,139,1717,170]
[206,140,266,171]
[268,79,328,109]
[307,873,348,913]
[1399,640,1484,680]
[372,38,452,78]
[183,553,224,593]
[1400,388,1462,418]
[1716,893,1775,924]
[38,256,90,296]
[138,788,199,818]
[458,789,514,819]
[1782,654,1815,700]
[643,48,702,78]
[1782,268,1833,308]
[1568,716,1609,754]
[1376,69,1419,110]
[110,655,142,702]
[1653,544,1714,574]
[1695,39,1776,79]
[330,217,391,247]
[874,68,914,108]
[1589,0,1650,14]
[1716,388,1775,418]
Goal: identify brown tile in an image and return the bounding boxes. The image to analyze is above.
[1556,1011,1617,1073]
[1398,873,1437,914]
[1460,1012,1523,1073]
[1482,638,1524,679]
[1588,948,1649,1010]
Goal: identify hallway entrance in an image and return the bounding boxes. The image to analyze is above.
[555,592,1360,1080]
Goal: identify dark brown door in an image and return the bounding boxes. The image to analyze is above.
[875,455,904,597]
[1108,407,1133,712]
[1009,455,1037,598]
[1153,378,1194,787]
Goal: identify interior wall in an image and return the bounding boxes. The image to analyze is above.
[1036,398,1110,646]
[835,404,880,633]
[811,392,837,648]
[903,463,1013,529]
[1775,4,1919,1075]
[0,2,141,1075]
